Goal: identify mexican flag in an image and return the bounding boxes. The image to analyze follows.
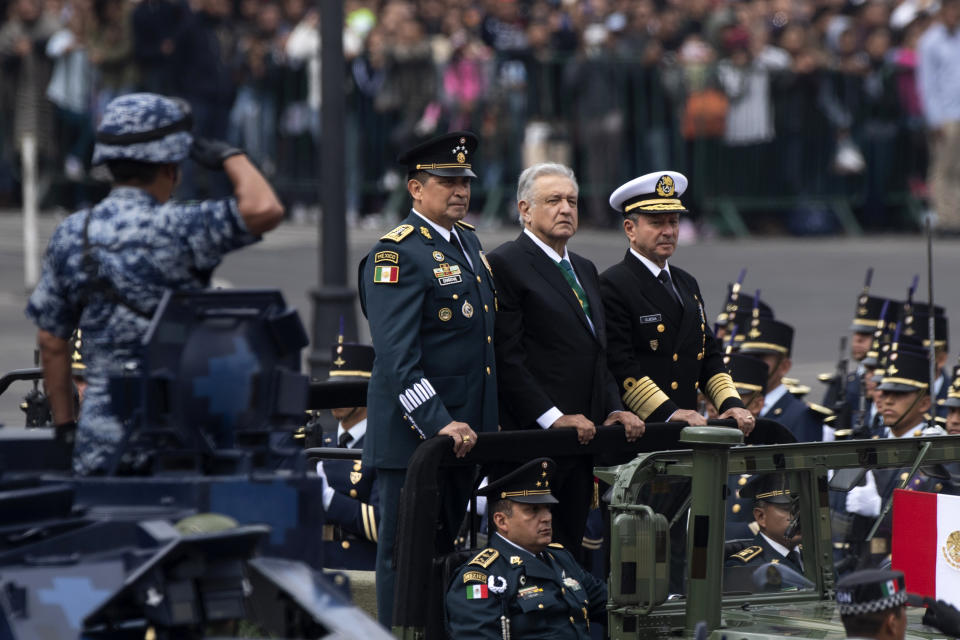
[891,489,960,607]
[466,584,488,600]
[374,265,398,284]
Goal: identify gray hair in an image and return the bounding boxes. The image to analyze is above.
[516,163,578,226]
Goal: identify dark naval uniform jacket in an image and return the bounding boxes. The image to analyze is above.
[320,432,378,570]
[600,252,743,421]
[724,533,803,573]
[358,211,499,469]
[446,534,607,639]
[762,386,825,442]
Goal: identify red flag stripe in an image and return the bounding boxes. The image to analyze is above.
[891,489,937,597]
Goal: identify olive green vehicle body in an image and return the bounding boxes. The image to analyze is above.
[601,427,960,640]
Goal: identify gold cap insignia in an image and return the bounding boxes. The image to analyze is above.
[655,174,675,197]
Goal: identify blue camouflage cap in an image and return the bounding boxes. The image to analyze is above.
[92,93,194,166]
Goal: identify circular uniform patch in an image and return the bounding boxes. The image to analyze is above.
[439,308,453,322]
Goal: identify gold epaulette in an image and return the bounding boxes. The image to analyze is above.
[548,542,564,549]
[730,545,763,563]
[380,224,415,243]
[807,402,834,417]
[787,384,811,397]
[455,220,475,231]
[468,548,499,568]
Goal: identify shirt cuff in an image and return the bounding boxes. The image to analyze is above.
[667,410,678,421]
[537,407,564,429]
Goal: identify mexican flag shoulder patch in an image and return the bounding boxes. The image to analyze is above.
[374,265,399,284]
[466,584,488,599]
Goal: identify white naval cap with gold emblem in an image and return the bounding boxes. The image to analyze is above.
[609,171,689,215]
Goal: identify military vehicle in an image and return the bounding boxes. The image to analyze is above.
[0,289,390,639]
[376,422,960,639]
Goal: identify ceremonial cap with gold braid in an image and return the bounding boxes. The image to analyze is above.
[397,130,478,178]
[328,334,374,381]
[479,457,559,504]
[609,171,689,215]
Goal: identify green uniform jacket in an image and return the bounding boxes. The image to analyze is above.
[358,211,499,469]
[446,534,607,640]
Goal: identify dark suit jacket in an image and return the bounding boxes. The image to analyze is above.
[600,251,743,422]
[487,232,621,429]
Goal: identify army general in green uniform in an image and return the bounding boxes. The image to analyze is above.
[445,458,607,639]
[358,131,498,628]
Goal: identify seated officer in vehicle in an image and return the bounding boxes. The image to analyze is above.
[315,338,379,570]
[725,473,803,574]
[445,458,607,639]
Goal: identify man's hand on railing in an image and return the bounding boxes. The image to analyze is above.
[550,414,596,444]
[604,410,645,442]
[437,421,477,458]
[669,409,707,426]
[719,407,756,436]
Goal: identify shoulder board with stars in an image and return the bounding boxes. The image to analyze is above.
[468,548,499,568]
[455,220,475,231]
[730,545,762,563]
[380,224,414,243]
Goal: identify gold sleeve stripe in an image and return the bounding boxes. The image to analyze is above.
[623,376,670,420]
[706,372,740,407]
[361,503,372,541]
[368,504,378,542]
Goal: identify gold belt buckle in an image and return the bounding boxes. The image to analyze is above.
[322,524,335,541]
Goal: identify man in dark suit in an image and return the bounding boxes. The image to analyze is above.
[315,338,378,571]
[599,171,754,432]
[358,131,499,627]
[487,162,644,552]
[739,317,828,442]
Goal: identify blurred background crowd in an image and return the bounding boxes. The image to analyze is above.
[0,0,954,233]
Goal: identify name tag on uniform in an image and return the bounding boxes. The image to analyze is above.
[639,314,662,324]
[434,264,462,286]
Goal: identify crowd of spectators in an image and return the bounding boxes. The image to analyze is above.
[0,0,953,232]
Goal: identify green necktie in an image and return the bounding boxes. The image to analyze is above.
[558,259,592,321]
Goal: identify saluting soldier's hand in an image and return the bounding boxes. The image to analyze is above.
[551,414,596,445]
[604,411,645,441]
[438,421,477,458]
[720,407,756,436]
[668,409,707,426]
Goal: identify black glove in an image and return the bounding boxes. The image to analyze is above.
[923,599,960,637]
[189,138,244,170]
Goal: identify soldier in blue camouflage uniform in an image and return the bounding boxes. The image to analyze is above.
[25,93,284,475]
[315,337,379,570]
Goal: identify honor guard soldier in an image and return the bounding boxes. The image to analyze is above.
[358,131,498,627]
[25,93,283,475]
[315,338,379,570]
[820,290,898,416]
[897,303,951,417]
[600,171,754,433]
[445,458,607,640]
[740,317,831,442]
[725,473,804,574]
[835,569,908,640]
[723,354,770,539]
[843,344,946,563]
[941,362,960,435]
